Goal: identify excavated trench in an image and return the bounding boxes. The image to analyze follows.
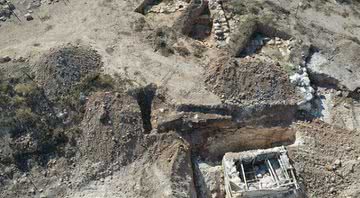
[175,103,297,160]
[173,0,212,39]
[130,84,157,133]
[188,3,212,40]
[152,100,300,197]
[132,2,305,196]
[239,29,291,57]
[168,103,300,198]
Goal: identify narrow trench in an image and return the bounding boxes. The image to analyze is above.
[189,3,212,40]
[304,45,319,65]
[192,160,208,198]
[133,84,156,133]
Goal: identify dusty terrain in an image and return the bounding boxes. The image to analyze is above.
[1,0,360,197]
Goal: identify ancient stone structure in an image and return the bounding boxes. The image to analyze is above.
[222,147,302,198]
[208,0,231,44]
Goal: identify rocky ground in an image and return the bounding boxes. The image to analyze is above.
[289,120,360,198]
[1,0,360,197]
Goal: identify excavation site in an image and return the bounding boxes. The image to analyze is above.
[1,0,360,198]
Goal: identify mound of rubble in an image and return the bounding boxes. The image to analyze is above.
[36,45,103,99]
[206,57,299,105]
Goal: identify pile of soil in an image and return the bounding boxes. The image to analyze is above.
[289,120,360,197]
[36,45,103,99]
[206,58,298,104]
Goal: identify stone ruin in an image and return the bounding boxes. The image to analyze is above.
[223,146,302,198]
[135,0,191,15]
[209,0,230,44]
[131,2,316,196]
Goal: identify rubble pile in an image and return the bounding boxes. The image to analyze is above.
[146,0,189,14]
[209,0,231,44]
[290,65,315,111]
[240,35,296,59]
[136,0,190,15]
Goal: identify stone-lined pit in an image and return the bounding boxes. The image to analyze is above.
[165,103,301,198]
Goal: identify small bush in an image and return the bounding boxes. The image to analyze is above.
[174,45,191,57]
[0,82,10,93]
[15,108,37,125]
[57,73,116,120]
[230,1,247,15]
[192,43,207,58]
[281,64,297,75]
[12,95,26,106]
[14,82,38,96]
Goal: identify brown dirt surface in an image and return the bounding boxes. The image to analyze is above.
[289,120,360,197]
[206,57,298,104]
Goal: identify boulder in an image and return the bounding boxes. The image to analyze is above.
[308,40,360,91]
[0,55,11,63]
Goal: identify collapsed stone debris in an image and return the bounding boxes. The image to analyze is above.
[239,34,295,58]
[135,0,190,15]
[290,66,315,111]
[223,147,302,198]
[209,0,231,44]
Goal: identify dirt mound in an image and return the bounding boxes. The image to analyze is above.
[70,91,196,198]
[289,120,360,197]
[206,58,298,104]
[0,86,197,198]
[36,45,103,98]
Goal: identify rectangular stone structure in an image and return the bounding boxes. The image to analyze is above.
[222,146,303,198]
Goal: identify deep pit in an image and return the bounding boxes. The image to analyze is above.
[223,147,302,198]
[156,102,301,197]
[130,84,157,133]
[189,4,212,40]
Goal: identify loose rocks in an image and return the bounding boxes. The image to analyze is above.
[206,58,297,104]
[35,45,103,98]
[24,13,33,21]
[0,55,11,63]
[290,66,315,111]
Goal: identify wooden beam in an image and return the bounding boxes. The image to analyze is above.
[240,162,248,190]
[267,159,280,187]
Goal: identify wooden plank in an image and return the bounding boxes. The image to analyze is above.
[240,162,248,190]
[267,159,280,187]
